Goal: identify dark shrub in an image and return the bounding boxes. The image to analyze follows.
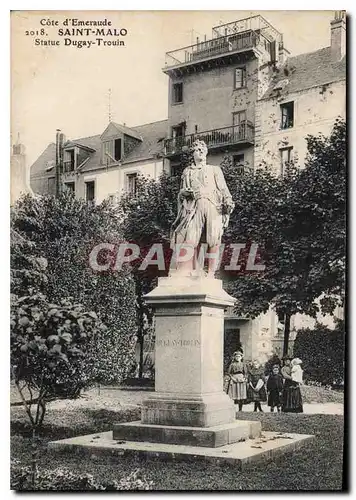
[293,320,345,386]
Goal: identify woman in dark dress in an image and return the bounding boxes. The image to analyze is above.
[247,360,267,412]
[281,356,303,413]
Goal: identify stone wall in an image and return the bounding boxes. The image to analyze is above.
[255,79,346,173]
[167,58,261,135]
[73,159,164,202]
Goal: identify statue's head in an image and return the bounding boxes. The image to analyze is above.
[189,140,208,165]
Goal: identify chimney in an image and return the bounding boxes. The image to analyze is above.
[330,11,346,61]
[55,129,66,197]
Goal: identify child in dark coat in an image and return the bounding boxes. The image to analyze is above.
[247,360,267,412]
[267,364,284,412]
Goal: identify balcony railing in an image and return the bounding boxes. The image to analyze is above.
[165,123,254,156]
[165,31,261,68]
[212,15,282,42]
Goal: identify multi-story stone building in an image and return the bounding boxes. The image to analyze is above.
[160,12,345,360]
[163,15,281,176]
[29,12,346,363]
[255,12,346,175]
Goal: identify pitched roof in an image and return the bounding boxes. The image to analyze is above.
[30,142,56,177]
[120,119,168,163]
[30,119,168,177]
[261,46,346,100]
[80,119,168,172]
[67,135,102,172]
[108,122,143,141]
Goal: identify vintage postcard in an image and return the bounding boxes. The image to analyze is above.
[10,10,346,491]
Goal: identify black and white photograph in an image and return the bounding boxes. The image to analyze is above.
[9,8,346,491]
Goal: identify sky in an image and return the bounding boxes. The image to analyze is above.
[11,10,336,168]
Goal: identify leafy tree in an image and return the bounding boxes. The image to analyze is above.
[11,292,106,487]
[222,119,346,355]
[117,120,346,358]
[11,192,137,384]
[11,226,48,297]
[118,172,180,376]
[293,319,345,386]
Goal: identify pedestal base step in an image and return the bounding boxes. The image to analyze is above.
[48,431,314,470]
[113,420,261,448]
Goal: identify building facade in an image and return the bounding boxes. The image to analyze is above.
[160,12,346,362]
[30,120,168,202]
[163,15,281,176]
[29,12,346,365]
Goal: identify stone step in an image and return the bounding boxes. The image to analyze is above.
[113,419,261,448]
[48,430,314,469]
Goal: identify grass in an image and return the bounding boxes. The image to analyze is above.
[300,385,344,404]
[11,402,345,491]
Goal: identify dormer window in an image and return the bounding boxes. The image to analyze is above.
[63,149,75,172]
[102,138,122,165]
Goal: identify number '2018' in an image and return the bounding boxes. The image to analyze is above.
[25,29,45,36]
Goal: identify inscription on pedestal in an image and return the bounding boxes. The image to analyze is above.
[156,339,201,347]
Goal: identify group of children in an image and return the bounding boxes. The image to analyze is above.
[227,351,303,413]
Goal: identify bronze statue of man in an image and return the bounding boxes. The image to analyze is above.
[170,140,235,276]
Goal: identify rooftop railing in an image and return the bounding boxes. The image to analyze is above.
[212,14,282,42]
[164,15,282,69]
[165,31,260,68]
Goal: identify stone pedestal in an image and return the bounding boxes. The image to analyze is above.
[49,272,314,464]
[141,273,236,428]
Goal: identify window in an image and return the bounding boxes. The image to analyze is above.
[126,173,138,195]
[102,138,122,164]
[64,182,75,193]
[280,101,294,129]
[233,154,245,174]
[172,124,184,139]
[279,147,293,177]
[232,110,246,127]
[234,67,246,89]
[232,111,247,139]
[85,181,95,202]
[63,149,75,172]
[114,139,122,161]
[172,82,183,104]
[171,124,185,149]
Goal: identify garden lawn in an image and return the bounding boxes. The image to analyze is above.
[11,402,345,491]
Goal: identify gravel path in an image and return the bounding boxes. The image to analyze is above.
[11,385,344,415]
[45,388,343,415]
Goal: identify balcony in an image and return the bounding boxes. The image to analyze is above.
[163,15,281,76]
[164,123,254,157]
